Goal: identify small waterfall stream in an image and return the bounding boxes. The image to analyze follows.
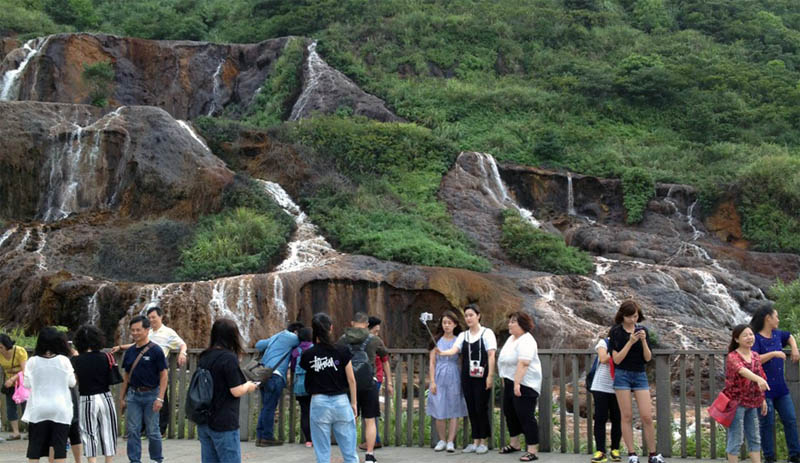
[206,61,224,116]
[0,226,17,249]
[256,179,338,272]
[0,37,49,101]
[471,152,541,228]
[567,173,576,216]
[290,41,325,121]
[176,120,211,153]
[209,278,256,343]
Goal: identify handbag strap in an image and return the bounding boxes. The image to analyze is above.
[106,352,115,371]
[129,342,153,377]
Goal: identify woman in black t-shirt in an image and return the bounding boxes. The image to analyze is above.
[73,325,116,463]
[197,319,258,463]
[609,301,662,463]
[299,313,358,463]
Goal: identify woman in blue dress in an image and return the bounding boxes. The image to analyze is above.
[427,310,468,453]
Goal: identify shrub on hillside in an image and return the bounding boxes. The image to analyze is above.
[499,209,593,275]
[177,207,291,280]
[621,167,655,224]
[770,279,800,337]
[245,37,306,127]
[82,61,115,107]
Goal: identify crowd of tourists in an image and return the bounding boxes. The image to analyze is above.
[0,301,799,463]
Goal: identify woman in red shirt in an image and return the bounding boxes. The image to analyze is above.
[723,324,770,463]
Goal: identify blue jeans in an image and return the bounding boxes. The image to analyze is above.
[728,406,761,455]
[256,374,285,440]
[613,369,649,390]
[759,393,800,458]
[310,394,358,463]
[125,389,163,463]
[197,424,240,463]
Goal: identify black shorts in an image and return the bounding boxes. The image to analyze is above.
[357,385,380,419]
[69,420,81,445]
[27,420,70,459]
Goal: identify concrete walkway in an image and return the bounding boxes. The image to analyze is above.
[0,438,726,463]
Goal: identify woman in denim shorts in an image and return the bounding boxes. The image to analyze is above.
[609,301,663,463]
[723,324,769,463]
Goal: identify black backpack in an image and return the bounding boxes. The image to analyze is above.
[186,355,216,424]
[348,335,374,391]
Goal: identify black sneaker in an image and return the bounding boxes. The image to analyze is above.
[765,457,776,463]
[366,453,377,462]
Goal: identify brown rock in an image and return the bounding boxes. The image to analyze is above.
[705,199,749,249]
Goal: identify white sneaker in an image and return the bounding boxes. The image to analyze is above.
[648,454,665,463]
[628,455,639,463]
[463,444,477,453]
[446,442,455,453]
[476,444,488,454]
[434,440,447,451]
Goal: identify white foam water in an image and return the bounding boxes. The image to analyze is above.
[207,61,224,116]
[176,120,211,153]
[88,283,108,326]
[0,37,49,101]
[0,226,17,249]
[290,41,325,121]
[208,278,256,344]
[272,274,288,321]
[256,179,338,272]
[470,152,541,228]
[567,172,576,216]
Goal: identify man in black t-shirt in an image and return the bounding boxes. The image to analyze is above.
[120,315,168,463]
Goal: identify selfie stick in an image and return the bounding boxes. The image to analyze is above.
[419,312,437,345]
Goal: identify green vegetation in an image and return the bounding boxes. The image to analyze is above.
[1,325,68,349]
[278,116,490,272]
[500,209,593,275]
[82,60,114,107]
[244,37,305,127]
[771,279,800,336]
[7,0,800,256]
[177,176,294,280]
[621,167,655,224]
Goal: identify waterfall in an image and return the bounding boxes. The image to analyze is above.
[688,269,750,326]
[256,179,338,272]
[290,41,324,121]
[272,275,288,321]
[567,173,576,216]
[0,226,17,249]
[41,108,127,222]
[687,200,703,241]
[88,284,108,326]
[588,278,620,306]
[208,278,256,343]
[0,37,49,101]
[176,120,211,153]
[470,152,541,228]
[207,61,224,116]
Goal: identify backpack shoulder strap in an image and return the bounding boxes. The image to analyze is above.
[360,334,372,351]
[129,342,153,377]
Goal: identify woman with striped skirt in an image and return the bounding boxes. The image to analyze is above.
[73,325,118,463]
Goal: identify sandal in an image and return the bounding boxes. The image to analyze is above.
[500,444,521,454]
[520,452,539,461]
[7,434,21,441]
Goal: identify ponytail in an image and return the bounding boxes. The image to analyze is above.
[312,313,334,347]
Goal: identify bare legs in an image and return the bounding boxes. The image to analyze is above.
[616,389,656,455]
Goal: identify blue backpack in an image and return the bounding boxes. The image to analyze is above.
[293,346,309,397]
[586,337,610,392]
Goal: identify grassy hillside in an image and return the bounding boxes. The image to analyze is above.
[5,0,800,259]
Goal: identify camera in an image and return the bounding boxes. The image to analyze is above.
[469,360,485,378]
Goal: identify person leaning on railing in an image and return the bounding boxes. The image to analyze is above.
[496,311,542,462]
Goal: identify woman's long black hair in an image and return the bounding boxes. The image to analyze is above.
[312,313,334,346]
[205,318,244,356]
[34,327,71,357]
[750,306,776,333]
[728,324,752,353]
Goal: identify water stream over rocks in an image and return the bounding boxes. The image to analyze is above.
[0,37,49,101]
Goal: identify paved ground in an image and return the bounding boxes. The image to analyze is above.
[0,437,729,463]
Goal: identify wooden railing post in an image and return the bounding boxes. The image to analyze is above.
[539,353,552,452]
[655,352,672,457]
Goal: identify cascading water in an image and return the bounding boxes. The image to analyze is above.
[686,200,703,241]
[256,179,338,272]
[272,275,288,321]
[208,278,256,344]
[87,284,108,326]
[41,108,127,222]
[0,37,49,101]
[0,226,17,249]
[471,152,541,228]
[207,61,224,116]
[567,173,576,216]
[688,269,750,325]
[290,41,324,121]
[176,120,211,153]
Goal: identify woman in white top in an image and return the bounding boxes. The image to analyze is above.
[590,335,622,463]
[437,304,497,455]
[497,311,541,462]
[22,327,77,463]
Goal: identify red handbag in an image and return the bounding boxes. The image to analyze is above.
[708,391,738,428]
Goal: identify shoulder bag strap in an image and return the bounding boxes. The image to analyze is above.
[129,342,153,377]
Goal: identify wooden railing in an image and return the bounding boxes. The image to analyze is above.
[3,348,800,458]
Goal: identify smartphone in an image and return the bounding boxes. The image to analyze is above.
[634,325,645,333]
[253,381,261,387]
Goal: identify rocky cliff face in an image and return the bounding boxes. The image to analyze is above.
[0,101,232,221]
[0,33,286,119]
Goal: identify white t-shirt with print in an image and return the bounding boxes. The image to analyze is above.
[590,338,615,394]
[497,332,542,393]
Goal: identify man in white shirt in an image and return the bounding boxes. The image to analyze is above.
[113,306,187,436]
